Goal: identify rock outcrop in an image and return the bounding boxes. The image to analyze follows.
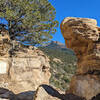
[10,47,51,93]
[0,28,51,99]
[60,17,100,100]
[0,46,51,94]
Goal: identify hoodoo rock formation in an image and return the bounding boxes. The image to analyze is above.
[60,17,100,100]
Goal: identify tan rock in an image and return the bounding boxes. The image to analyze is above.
[60,17,100,100]
[60,17,100,74]
[0,47,51,94]
[34,85,62,100]
[61,17,99,42]
[62,17,97,26]
[69,75,100,100]
[0,29,11,57]
[0,58,10,75]
[53,58,63,63]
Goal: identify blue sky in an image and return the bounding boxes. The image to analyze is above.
[49,0,100,44]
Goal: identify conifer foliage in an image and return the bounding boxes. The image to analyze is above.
[0,0,58,45]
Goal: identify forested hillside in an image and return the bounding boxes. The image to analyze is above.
[39,41,77,91]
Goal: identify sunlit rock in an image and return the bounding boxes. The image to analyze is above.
[61,17,100,100]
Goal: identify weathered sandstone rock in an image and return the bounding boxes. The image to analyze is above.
[0,47,51,94]
[60,17,100,100]
[61,17,100,74]
[10,48,51,93]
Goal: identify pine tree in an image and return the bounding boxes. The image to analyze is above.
[0,0,58,46]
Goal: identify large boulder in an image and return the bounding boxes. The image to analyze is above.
[60,17,100,100]
[0,46,51,94]
[61,17,100,74]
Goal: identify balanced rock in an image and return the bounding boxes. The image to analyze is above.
[60,17,100,100]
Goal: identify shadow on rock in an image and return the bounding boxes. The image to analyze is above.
[40,84,63,99]
[0,88,17,100]
[40,84,85,100]
[91,93,100,100]
[0,88,36,100]
[17,91,35,100]
[63,93,86,100]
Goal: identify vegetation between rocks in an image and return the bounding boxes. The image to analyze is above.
[39,46,77,91]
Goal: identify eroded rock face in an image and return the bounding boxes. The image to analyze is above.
[60,17,100,100]
[0,45,51,94]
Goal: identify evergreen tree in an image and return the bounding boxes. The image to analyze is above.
[0,0,58,45]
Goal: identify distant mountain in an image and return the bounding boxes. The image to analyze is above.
[45,41,66,49]
[44,41,75,55]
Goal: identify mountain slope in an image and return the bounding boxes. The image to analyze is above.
[39,41,77,91]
